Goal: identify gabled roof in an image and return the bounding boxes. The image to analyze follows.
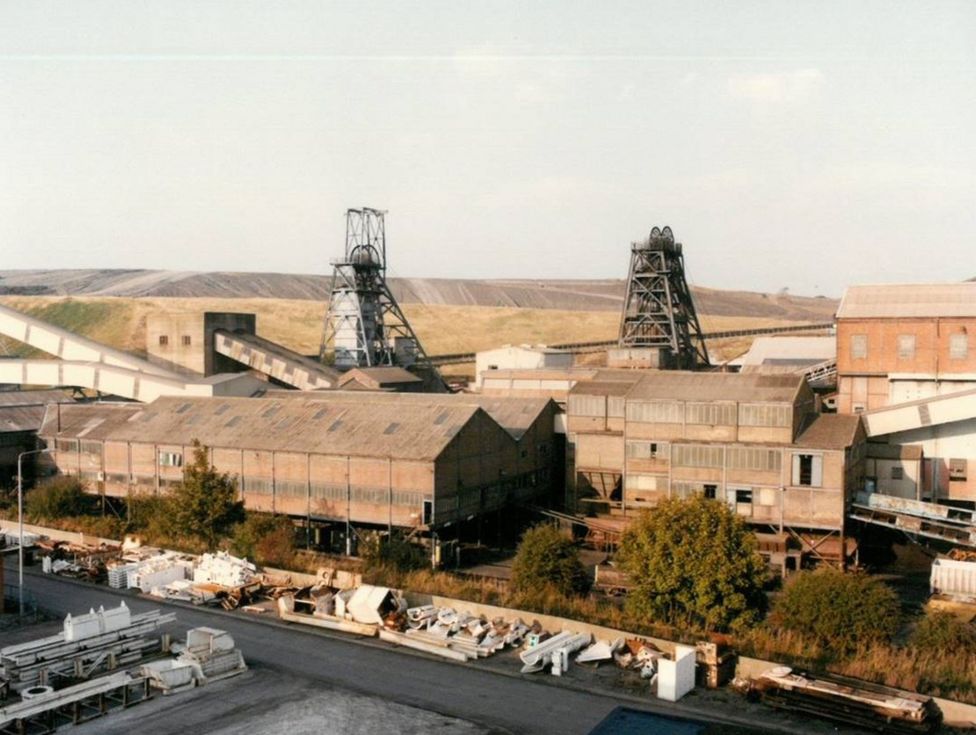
[793,413,862,450]
[838,283,976,319]
[338,367,422,387]
[0,389,74,407]
[268,391,554,440]
[43,397,484,460]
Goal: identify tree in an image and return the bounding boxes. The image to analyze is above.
[168,440,244,548]
[511,523,590,597]
[616,496,766,632]
[771,567,900,650]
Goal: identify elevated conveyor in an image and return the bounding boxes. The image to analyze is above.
[0,359,266,402]
[862,387,976,438]
[213,330,341,391]
[850,491,976,548]
[0,303,178,378]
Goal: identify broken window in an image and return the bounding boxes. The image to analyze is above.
[897,334,916,360]
[422,499,433,525]
[792,453,823,487]
[158,451,183,467]
[703,484,717,500]
[735,488,752,504]
[851,334,867,359]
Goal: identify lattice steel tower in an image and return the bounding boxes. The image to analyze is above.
[617,225,709,369]
[319,208,444,388]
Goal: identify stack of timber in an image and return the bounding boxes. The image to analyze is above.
[0,603,174,693]
[752,667,941,734]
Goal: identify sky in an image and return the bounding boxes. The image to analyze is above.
[1,1,973,296]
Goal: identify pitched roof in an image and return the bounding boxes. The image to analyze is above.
[793,413,862,450]
[626,371,803,403]
[267,390,553,440]
[837,283,976,319]
[0,405,48,433]
[40,403,143,440]
[46,396,482,460]
[338,367,422,387]
[0,389,74,407]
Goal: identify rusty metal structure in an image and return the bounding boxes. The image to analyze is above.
[617,226,709,369]
[319,208,443,389]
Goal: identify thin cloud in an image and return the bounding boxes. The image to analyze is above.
[727,68,825,103]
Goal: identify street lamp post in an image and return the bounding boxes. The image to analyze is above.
[17,447,53,617]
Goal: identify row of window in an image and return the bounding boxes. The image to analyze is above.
[850,333,969,360]
[628,449,823,486]
[157,335,193,347]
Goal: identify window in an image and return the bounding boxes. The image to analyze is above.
[950,334,969,360]
[626,441,666,460]
[950,458,968,482]
[791,454,823,487]
[738,404,792,428]
[735,489,753,504]
[422,499,433,525]
[488,364,498,370]
[727,447,781,472]
[182,335,192,346]
[671,444,724,468]
[897,334,916,360]
[685,402,736,426]
[383,422,400,435]
[626,400,683,423]
[159,451,183,468]
[703,484,717,500]
[158,335,169,347]
[891,466,904,480]
[851,334,867,359]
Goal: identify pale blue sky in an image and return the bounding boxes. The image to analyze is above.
[1,1,973,296]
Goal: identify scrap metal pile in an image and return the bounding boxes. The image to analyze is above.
[745,667,941,734]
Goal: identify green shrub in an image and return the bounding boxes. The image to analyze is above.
[910,611,976,654]
[770,568,900,650]
[167,440,244,548]
[511,523,590,597]
[24,476,93,520]
[616,496,766,632]
[229,513,296,568]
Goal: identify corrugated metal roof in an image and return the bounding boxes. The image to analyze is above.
[837,283,976,319]
[793,413,862,450]
[480,368,599,381]
[732,336,835,367]
[626,371,803,403]
[40,403,142,439]
[569,380,640,398]
[0,389,73,407]
[268,391,553,440]
[338,367,422,385]
[45,397,482,460]
[0,405,48,433]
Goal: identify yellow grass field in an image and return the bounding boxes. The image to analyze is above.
[0,295,815,372]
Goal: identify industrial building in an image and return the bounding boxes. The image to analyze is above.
[0,389,73,488]
[836,283,976,505]
[474,345,575,390]
[566,371,865,560]
[39,392,559,548]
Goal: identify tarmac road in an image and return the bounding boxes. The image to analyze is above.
[6,564,828,735]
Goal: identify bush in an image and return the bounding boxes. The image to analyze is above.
[24,476,93,520]
[910,611,976,654]
[229,513,296,568]
[361,531,428,574]
[770,568,900,650]
[616,496,766,632]
[511,524,590,597]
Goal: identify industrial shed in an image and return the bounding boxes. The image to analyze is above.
[566,371,866,558]
[39,393,558,536]
[0,390,74,487]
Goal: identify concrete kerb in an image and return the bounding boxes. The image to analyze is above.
[19,568,807,735]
